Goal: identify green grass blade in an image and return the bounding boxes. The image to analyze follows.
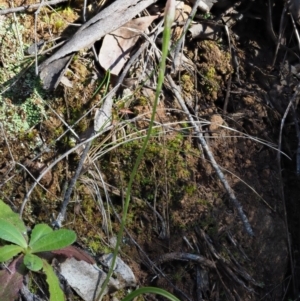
[29,224,53,247]
[23,253,43,271]
[122,287,180,301]
[43,260,65,301]
[96,1,175,299]
[0,219,28,248]
[30,229,76,253]
[0,245,23,262]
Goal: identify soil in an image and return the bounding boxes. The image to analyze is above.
[0,0,299,300]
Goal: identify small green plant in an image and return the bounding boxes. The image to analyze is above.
[0,200,76,301]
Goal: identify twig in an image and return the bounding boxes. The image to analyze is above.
[266,0,299,61]
[46,101,80,141]
[277,83,300,298]
[271,0,287,66]
[54,83,118,227]
[172,0,202,73]
[223,24,233,113]
[166,74,254,236]
[0,123,15,166]
[9,0,24,58]
[156,252,215,268]
[0,0,68,15]
[34,0,45,75]
[53,136,94,228]
[116,41,149,88]
[290,11,300,51]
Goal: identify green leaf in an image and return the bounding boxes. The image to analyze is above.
[0,219,28,248]
[43,260,65,301]
[0,200,27,236]
[0,200,15,217]
[29,224,53,246]
[0,245,23,262]
[30,229,76,253]
[122,287,180,301]
[23,253,43,271]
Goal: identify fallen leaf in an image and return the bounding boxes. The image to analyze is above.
[0,256,26,301]
[52,246,96,264]
[99,15,158,75]
[172,1,191,41]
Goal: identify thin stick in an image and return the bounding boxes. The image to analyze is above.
[0,0,68,15]
[156,252,215,268]
[277,83,300,298]
[172,0,202,72]
[223,24,233,113]
[116,41,149,88]
[290,12,300,51]
[271,1,287,67]
[54,136,93,228]
[9,0,24,59]
[34,0,45,75]
[166,74,254,236]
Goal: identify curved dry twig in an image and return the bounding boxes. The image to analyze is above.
[0,0,68,15]
[156,252,215,269]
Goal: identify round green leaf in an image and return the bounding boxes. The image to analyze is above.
[0,219,28,248]
[23,253,43,271]
[0,245,23,262]
[30,229,76,253]
[29,224,53,247]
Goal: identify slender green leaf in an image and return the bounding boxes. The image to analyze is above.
[0,245,23,262]
[0,200,27,235]
[29,224,53,246]
[122,287,180,301]
[0,219,28,248]
[30,229,76,253]
[96,1,175,299]
[43,260,65,301]
[23,253,43,271]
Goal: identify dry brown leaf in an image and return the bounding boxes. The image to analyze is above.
[173,1,192,41]
[99,15,158,75]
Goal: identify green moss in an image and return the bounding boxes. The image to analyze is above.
[54,19,65,31]
[100,132,200,211]
[185,184,197,196]
[88,237,112,254]
[136,96,148,106]
[196,199,210,206]
[181,74,194,92]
